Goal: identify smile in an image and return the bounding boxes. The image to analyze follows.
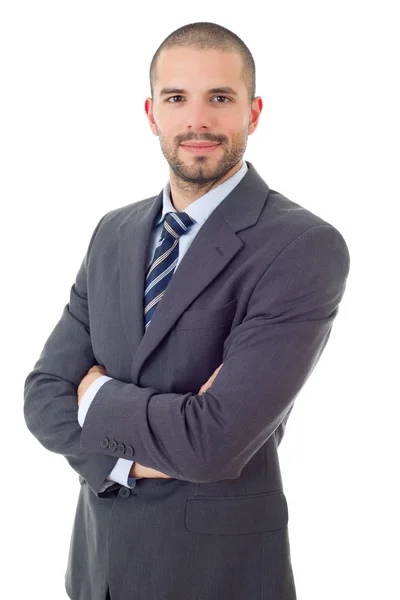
[181,143,221,154]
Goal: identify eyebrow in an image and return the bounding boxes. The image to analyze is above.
[159,86,239,98]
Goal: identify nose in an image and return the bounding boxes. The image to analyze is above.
[185,102,213,132]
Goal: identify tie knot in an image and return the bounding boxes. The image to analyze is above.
[161,211,196,241]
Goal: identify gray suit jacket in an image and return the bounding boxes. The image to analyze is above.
[23,161,350,600]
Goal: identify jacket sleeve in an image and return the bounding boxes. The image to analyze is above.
[23,212,122,498]
[80,224,351,484]
[78,376,138,487]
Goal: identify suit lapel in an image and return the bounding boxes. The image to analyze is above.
[118,161,270,381]
[118,190,163,361]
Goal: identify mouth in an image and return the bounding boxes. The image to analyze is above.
[180,142,222,154]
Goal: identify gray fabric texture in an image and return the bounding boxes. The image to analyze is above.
[24,161,350,600]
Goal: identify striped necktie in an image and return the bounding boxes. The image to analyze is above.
[144,211,196,330]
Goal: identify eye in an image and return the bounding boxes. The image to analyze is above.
[212,95,230,103]
[166,95,231,103]
[167,95,184,103]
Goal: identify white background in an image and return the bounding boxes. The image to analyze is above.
[1,1,399,598]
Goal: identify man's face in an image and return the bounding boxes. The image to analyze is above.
[145,47,262,185]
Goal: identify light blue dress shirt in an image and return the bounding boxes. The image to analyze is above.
[78,160,249,492]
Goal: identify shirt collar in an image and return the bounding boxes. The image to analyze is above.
[155,160,248,227]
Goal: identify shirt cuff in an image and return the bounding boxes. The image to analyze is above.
[106,458,137,488]
[78,375,112,426]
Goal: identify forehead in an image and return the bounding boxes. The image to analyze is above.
[155,47,245,92]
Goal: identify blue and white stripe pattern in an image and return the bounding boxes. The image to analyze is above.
[144,211,196,330]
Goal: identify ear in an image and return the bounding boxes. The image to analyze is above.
[248,96,263,135]
[144,97,159,136]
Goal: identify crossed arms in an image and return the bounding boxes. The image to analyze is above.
[23,221,350,497]
[76,363,223,480]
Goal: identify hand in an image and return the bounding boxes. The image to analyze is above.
[77,365,106,406]
[129,463,173,478]
[130,363,223,479]
[198,363,223,395]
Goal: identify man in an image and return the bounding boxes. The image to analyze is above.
[23,21,350,600]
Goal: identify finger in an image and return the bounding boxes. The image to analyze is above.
[210,368,221,383]
[88,365,106,374]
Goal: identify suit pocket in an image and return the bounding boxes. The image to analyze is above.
[185,490,288,535]
[175,299,237,331]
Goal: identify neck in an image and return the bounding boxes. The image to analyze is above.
[169,160,243,212]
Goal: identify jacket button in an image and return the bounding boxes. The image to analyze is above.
[118,487,131,499]
[109,439,118,451]
[126,445,134,457]
[117,443,125,454]
[100,437,109,449]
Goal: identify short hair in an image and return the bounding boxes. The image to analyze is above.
[149,22,256,105]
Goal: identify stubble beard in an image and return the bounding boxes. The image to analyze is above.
[157,129,248,195]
